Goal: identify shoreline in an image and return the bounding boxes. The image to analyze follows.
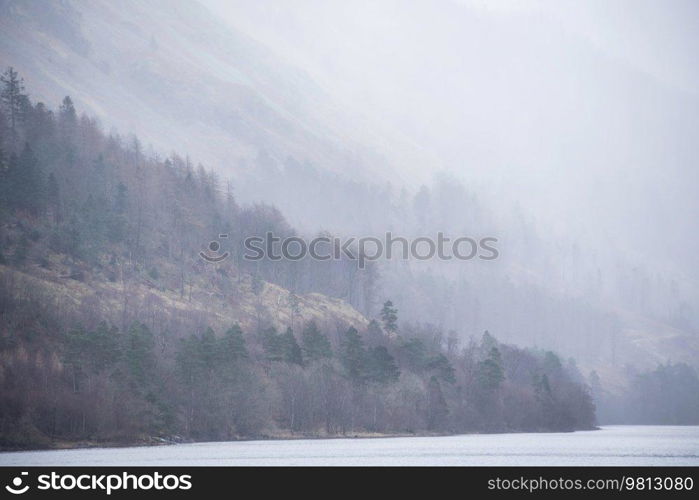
[0,426,600,453]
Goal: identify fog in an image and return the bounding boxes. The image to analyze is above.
[199,0,699,371]
[205,0,699,273]
[1,0,698,438]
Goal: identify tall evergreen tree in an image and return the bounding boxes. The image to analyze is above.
[301,321,332,361]
[220,324,248,362]
[366,345,400,384]
[261,327,283,362]
[6,143,44,214]
[281,327,303,365]
[365,319,384,345]
[399,337,429,372]
[339,326,366,383]
[123,322,156,390]
[0,67,25,146]
[58,95,77,144]
[380,300,398,335]
[428,353,456,384]
[477,347,504,392]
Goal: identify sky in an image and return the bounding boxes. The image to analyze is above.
[203,0,699,96]
[200,0,699,279]
[522,0,699,97]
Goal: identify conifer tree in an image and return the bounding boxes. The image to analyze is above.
[0,67,25,145]
[366,345,400,384]
[380,300,398,335]
[340,326,366,383]
[220,324,248,362]
[281,327,303,365]
[301,321,332,362]
[7,143,44,215]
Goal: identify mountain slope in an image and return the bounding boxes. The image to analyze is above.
[0,261,367,342]
[0,0,409,187]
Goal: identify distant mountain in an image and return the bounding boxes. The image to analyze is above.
[0,0,415,190]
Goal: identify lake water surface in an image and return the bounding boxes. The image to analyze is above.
[1,426,698,466]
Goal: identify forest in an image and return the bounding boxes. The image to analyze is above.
[0,68,605,448]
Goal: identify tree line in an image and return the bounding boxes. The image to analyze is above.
[0,289,595,447]
[591,362,699,425]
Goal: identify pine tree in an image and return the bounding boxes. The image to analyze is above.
[123,322,156,389]
[301,321,332,361]
[176,334,205,386]
[7,143,44,214]
[281,327,303,365]
[365,319,384,345]
[480,330,497,353]
[79,193,110,259]
[220,324,248,362]
[58,96,77,143]
[261,327,283,362]
[339,326,366,383]
[428,353,456,384]
[399,337,429,372]
[59,96,77,126]
[380,300,398,335]
[85,322,121,372]
[198,327,218,369]
[366,345,400,384]
[477,346,504,392]
[0,67,25,145]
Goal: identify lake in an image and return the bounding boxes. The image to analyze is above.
[1,426,698,466]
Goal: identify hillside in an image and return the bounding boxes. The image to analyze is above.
[0,0,409,188]
[0,74,602,448]
[0,262,368,344]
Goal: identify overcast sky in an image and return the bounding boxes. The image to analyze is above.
[201,0,699,279]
